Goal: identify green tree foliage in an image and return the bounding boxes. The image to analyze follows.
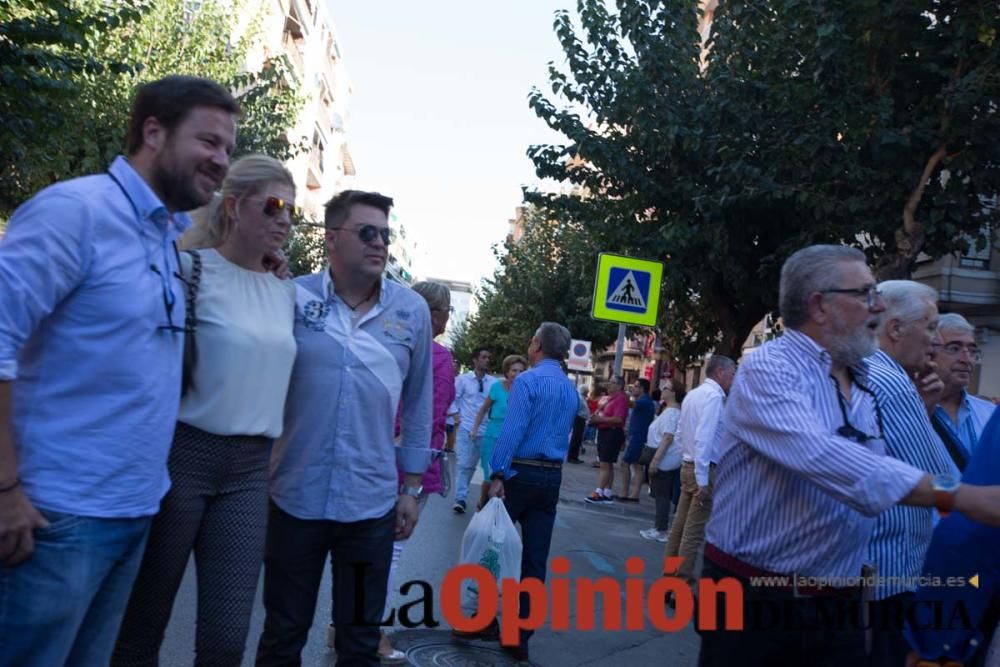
[526,0,1000,360]
[464,206,619,362]
[0,0,305,219]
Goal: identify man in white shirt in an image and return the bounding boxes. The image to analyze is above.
[452,347,496,513]
[663,355,735,589]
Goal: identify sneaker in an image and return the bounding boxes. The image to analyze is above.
[452,500,466,514]
[584,492,609,504]
[566,458,584,464]
[640,528,668,542]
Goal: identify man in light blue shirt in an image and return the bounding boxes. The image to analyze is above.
[931,313,996,469]
[482,322,578,663]
[0,76,238,666]
[258,190,433,667]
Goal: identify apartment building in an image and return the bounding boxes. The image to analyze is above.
[243,0,357,222]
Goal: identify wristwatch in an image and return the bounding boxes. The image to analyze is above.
[400,484,423,499]
[931,473,960,518]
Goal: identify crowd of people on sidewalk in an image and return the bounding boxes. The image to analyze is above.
[1,73,999,667]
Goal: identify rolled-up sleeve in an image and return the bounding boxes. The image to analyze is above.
[727,362,925,516]
[0,191,92,380]
[396,300,434,475]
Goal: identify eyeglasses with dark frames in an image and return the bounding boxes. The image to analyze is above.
[820,285,882,310]
[933,341,982,363]
[829,376,884,444]
[151,243,194,334]
[332,224,396,246]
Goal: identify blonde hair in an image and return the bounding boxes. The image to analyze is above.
[180,154,295,250]
[411,281,451,312]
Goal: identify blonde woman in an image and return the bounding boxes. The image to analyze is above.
[113,155,298,666]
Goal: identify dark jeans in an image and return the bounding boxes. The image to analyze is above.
[669,467,681,506]
[866,592,913,667]
[503,463,562,648]
[649,469,676,532]
[698,558,866,667]
[567,416,586,460]
[255,502,395,667]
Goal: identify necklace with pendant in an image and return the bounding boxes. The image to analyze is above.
[343,281,379,318]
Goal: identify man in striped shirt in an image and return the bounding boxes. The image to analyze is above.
[865,280,958,667]
[698,245,1000,667]
[486,322,580,662]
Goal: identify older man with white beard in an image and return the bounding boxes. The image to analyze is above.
[697,245,1000,667]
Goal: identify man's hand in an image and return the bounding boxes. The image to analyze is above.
[394,494,419,540]
[263,249,292,279]
[488,479,505,499]
[695,485,712,506]
[914,362,944,416]
[650,456,663,472]
[0,487,48,566]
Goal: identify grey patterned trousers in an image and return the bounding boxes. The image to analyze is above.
[112,422,271,667]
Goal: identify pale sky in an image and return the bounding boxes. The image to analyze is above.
[326,0,572,288]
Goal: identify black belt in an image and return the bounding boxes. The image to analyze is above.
[511,458,562,469]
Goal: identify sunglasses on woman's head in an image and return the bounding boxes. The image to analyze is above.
[261,196,302,222]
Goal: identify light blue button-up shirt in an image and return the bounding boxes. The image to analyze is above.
[0,156,189,517]
[269,271,433,522]
[932,391,996,460]
[490,358,578,478]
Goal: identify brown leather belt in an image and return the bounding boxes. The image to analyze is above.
[511,458,562,469]
[704,543,861,599]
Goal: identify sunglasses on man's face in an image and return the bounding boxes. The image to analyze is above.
[333,224,395,246]
[260,196,302,222]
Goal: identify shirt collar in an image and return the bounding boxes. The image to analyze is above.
[108,155,188,231]
[702,378,724,395]
[323,267,388,307]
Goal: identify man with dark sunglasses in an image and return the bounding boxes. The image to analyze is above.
[864,280,960,667]
[452,347,496,513]
[698,245,1000,667]
[258,189,434,667]
[0,76,238,666]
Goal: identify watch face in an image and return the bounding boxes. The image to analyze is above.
[932,473,960,492]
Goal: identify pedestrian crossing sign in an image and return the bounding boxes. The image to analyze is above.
[591,253,663,326]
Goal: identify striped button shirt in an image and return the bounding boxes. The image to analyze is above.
[705,330,925,579]
[866,350,958,599]
[490,358,579,479]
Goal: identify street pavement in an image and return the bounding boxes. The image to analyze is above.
[159,442,700,666]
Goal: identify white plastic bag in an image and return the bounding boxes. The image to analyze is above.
[458,497,522,614]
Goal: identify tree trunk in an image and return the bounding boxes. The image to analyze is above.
[874,144,947,281]
[712,301,768,361]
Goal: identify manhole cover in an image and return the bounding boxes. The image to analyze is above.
[391,630,535,666]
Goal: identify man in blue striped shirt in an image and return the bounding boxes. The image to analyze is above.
[699,245,1000,667]
[866,280,959,667]
[486,322,579,662]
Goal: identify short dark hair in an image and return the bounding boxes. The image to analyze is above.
[471,347,490,362]
[636,378,650,394]
[126,76,239,155]
[325,190,394,229]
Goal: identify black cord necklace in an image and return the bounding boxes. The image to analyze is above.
[342,281,380,311]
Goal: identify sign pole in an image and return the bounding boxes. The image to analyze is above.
[612,323,626,377]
